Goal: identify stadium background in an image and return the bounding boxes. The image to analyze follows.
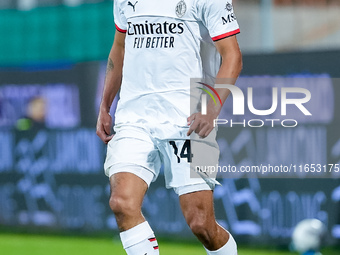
[0,0,340,253]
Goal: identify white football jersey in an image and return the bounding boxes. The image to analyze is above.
[113,0,240,128]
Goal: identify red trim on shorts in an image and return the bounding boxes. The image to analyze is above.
[153,246,159,250]
[212,28,240,41]
[115,24,127,33]
[148,238,157,242]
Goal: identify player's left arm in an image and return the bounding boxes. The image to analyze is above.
[187,35,242,137]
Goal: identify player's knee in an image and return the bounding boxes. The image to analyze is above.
[189,219,210,239]
[109,193,138,216]
[109,194,120,214]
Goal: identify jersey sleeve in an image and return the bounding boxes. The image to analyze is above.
[113,0,127,33]
[197,0,240,42]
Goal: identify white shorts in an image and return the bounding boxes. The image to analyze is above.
[104,124,220,196]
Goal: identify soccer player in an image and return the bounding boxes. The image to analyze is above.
[96,0,242,254]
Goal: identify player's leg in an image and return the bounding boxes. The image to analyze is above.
[109,172,159,255]
[179,190,237,255]
[109,172,147,231]
[165,129,237,255]
[104,126,162,255]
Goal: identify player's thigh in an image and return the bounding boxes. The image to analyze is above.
[104,127,161,186]
[109,172,148,212]
[179,190,216,225]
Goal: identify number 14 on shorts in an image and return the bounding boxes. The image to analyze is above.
[169,140,193,163]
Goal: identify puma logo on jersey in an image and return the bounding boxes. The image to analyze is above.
[128,1,138,12]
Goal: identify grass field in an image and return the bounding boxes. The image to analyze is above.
[0,233,339,255]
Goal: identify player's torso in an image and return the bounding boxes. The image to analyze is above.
[117,0,204,88]
[115,0,213,126]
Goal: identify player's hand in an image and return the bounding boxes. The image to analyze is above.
[96,108,113,144]
[187,112,216,138]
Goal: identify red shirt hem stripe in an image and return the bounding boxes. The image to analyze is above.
[212,28,240,41]
[115,24,127,33]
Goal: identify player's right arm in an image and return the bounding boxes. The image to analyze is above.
[96,30,126,144]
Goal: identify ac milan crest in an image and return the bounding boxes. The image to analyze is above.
[225,2,233,12]
[175,0,187,18]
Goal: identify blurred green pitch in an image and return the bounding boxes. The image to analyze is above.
[1,233,339,255]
